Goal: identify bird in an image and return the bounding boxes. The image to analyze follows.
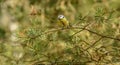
[57,15,70,28]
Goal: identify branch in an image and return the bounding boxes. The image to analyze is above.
[30,27,120,41]
[19,25,120,41]
[71,23,92,36]
[85,37,103,51]
[84,28,120,41]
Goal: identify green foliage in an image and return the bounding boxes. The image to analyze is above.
[0,28,6,39]
[0,0,120,65]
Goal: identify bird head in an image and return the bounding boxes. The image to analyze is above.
[58,15,65,20]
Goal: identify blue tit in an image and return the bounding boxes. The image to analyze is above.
[58,15,70,27]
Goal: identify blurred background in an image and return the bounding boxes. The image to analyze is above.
[0,0,120,65]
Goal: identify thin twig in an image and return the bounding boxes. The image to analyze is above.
[85,37,103,51]
[71,23,93,37]
[84,28,120,41]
